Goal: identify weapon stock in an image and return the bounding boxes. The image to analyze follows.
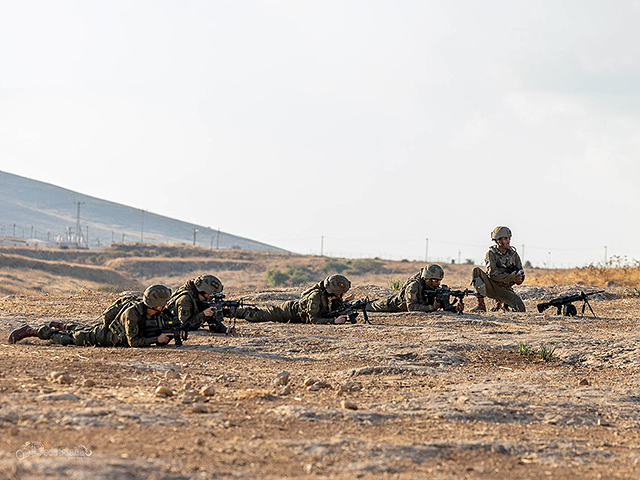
[146,312,191,346]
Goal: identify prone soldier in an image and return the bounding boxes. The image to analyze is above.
[8,285,175,347]
[234,274,353,324]
[366,264,463,313]
[165,274,228,333]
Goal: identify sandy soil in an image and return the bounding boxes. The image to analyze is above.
[1,284,639,479]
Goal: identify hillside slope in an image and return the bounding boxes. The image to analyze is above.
[0,170,286,252]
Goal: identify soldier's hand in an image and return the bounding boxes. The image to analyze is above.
[433,300,442,310]
[334,315,348,324]
[203,306,216,317]
[456,301,464,313]
[515,273,524,284]
[157,333,173,344]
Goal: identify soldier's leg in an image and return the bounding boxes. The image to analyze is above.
[366,297,400,312]
[492,287,526,312]
[236,305,289,323]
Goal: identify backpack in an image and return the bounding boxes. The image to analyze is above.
[102,295,140,327]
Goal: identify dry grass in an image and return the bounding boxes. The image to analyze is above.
[527,262,640,288]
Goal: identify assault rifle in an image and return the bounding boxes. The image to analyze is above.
[201,293,252,334]
[147,312,191,346]
[325,298,373,324]
[536,290,605,318]
[422,286,476,314]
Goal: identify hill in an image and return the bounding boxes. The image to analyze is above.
[0,169,286,252]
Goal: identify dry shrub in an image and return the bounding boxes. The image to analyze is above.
[527,257,640,287]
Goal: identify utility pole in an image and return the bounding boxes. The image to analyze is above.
[74,201,85,247]
[216,228,220,249]
[13,224,16,236]
[140,209,145,243]
[604,246,607,265]
[521,244,525,264]
[458,250,461,265]
[320,236,324,256]
[425,238,429,263]
[86,226,89,248]
[122,233,125,244]
[193,229,198,246]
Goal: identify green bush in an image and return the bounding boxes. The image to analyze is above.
[388,279,403,290]
[265,268,289,286]
[322,259,349,274]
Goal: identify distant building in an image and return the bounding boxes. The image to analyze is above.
[0,236,28,247]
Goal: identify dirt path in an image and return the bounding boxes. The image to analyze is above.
[1,285,639,479]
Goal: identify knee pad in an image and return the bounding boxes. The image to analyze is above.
[472,277,487,297]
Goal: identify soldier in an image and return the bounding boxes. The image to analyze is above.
[165,274,228,333]
[8,285,175,347]
[471,226,525,312]
[234,274,352,324]
[366,264,462,313]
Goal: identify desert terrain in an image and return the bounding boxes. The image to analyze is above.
[0,245,639,479]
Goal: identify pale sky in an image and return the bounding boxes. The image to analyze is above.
[1,0,639,267]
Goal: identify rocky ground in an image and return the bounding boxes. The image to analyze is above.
[0,284,639,479]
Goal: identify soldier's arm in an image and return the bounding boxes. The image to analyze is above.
[176,295,207,326]
[304,292,337,324]
[405,281,436,312]
[122,307,158,347]
[486,250,517,283]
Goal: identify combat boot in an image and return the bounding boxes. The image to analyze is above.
[8,325,39,344]
[491,300,504,312]
[471,295,487,312]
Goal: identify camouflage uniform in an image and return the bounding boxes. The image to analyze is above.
[165,279,226,333]
[472,245,525,312]
[366,273,438,312]
[236,281,346,324]
[36,301,164,347]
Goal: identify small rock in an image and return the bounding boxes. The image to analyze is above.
[579,378,590,386]
[50,373,74,385]
[273,371,290,386]
[165,370,180,380]
[38,392,81,401]
[314,381,331,389]
[201,386,215,396]
[192,404,208,413]
[196,438,205,446]
[307,385,320,391]
[181,395,195,404]
[155,386,174,397]
[340,400,358,410]
[82,379,96,388]
[304,377,318,387]
[279,385,291,396]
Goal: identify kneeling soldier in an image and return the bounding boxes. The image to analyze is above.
[235,274,352,324]
[471,226,526,312]
[8,285,174,347]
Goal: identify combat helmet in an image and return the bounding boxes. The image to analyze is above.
[194,275,223,294]
[421,264,444,280]
[323,274,351,296]
[143,284,172,308]
[491,226,512,241]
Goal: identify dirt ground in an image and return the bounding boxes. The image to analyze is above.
[1,283,639,479]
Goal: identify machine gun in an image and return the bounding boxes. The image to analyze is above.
[201,293,252,334]
[324,298,373,324]
[146,312,191,346]
[422,286,476,314]
[536,290,605,318]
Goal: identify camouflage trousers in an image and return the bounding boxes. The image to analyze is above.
[471,267,526,312]
[37,322,123,347]
[236,301,302,323]
[366,296,403,313]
